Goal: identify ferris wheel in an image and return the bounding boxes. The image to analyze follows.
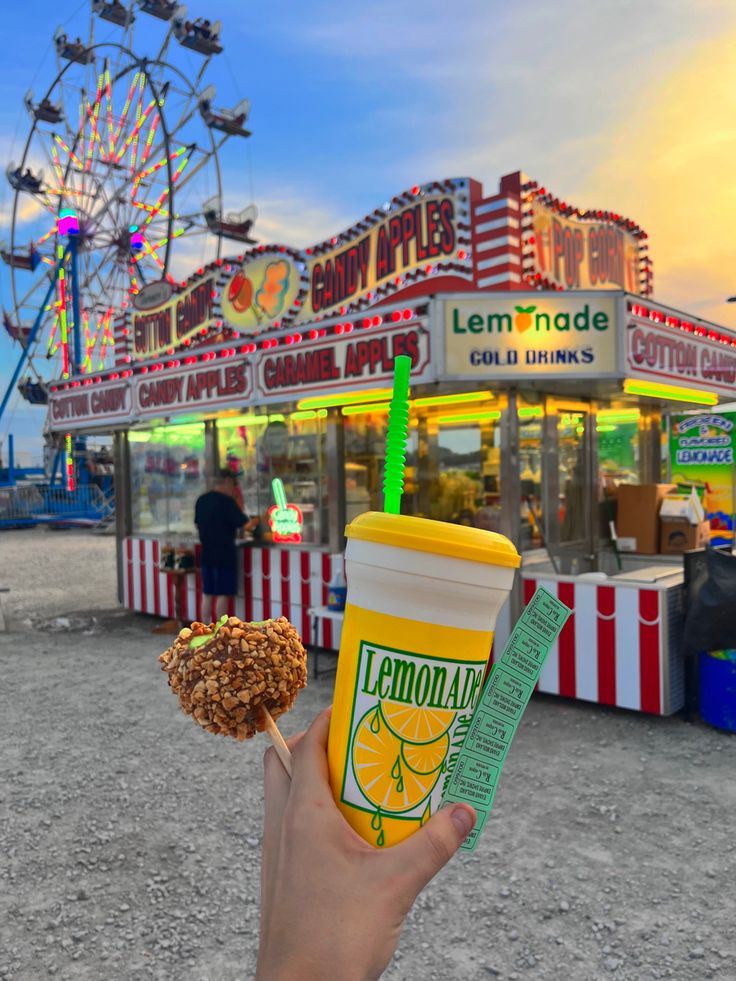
[1,0,254,415]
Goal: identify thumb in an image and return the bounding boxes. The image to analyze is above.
[392,803,476,897]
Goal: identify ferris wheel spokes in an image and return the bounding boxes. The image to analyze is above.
[7,5,230,389]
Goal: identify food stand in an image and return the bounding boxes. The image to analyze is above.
[46,171,736,715]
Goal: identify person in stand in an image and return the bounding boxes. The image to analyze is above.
[195,469,258,621]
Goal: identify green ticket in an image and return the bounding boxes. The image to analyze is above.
[441,586,571,851]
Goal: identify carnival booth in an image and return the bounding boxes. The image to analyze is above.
[46,171,736,716]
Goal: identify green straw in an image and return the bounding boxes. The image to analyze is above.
[382,355,411,515]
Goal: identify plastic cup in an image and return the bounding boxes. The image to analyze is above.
[327,511,520,847]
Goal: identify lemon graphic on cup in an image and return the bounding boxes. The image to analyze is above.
[381,700,454,744]
[351,704,449,815]
[401,732,449,775]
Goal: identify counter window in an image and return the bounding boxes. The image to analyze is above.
[518,403,544,549]
[343,397,501,530]
[218,411,328,545]
[596,408,641,489]
[557,410,590,545]
[129,423,207,535]
[343,407,425,521]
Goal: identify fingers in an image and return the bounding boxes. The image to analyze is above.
[290,706,333,799]
[390,804,476,899]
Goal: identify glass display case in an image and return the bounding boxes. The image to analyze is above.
[129,422,207,537]
[218,410,328,545]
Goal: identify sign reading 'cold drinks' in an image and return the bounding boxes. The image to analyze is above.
[443,294,617,379]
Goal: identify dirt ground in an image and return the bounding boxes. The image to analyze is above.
[0,531,735,981]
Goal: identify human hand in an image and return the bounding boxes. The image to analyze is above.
[256,707,476,981]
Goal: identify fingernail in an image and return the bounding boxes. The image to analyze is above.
[449,804,476,838]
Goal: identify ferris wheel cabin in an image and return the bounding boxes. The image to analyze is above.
[173,8,223,55]
[137,0,177,20]
[24,91,63,124]
[198,88,251,137]
[54,29,95,65]
[92,0,136,28]
[0,244,40,272]
[6,166,43,194]
[202,198,257,243]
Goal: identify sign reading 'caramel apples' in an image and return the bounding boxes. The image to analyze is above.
[254,321,433,401]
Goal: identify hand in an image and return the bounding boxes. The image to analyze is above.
[256,708,476,981]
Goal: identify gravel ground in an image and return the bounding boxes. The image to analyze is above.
[1,532,735,980]
[1,527,117,623]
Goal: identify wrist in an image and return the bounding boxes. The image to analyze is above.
[256,951,370,981]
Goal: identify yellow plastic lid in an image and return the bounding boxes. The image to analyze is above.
[345,512,521,568]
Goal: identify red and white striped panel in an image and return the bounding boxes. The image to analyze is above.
[492,576,682,716]
[472,193,522,289]
[113,311,130,367]
[123,537,342,647]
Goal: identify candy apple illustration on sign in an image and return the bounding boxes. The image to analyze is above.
[228,270,255,314]
[268,478,303,543]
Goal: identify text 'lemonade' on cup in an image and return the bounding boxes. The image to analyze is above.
[327,511,520,848]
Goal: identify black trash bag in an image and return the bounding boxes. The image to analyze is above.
[683,547,736,654]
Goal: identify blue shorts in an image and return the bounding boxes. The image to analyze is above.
[201,565,237,597]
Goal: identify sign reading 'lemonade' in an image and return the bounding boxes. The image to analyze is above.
[443,293,617,379]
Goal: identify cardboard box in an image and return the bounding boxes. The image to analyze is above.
[660,519,711,554]
[660,489,705,524]
[616,483,676,554]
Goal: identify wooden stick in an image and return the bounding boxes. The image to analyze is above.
[261,707,292,778]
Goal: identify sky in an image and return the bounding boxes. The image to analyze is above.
[2,0,736,463]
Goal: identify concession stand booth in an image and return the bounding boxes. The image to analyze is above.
[47,171,736,716]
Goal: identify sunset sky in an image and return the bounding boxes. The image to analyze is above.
[2,0,736,460]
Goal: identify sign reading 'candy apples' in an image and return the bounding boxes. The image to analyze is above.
[220,180,473,334]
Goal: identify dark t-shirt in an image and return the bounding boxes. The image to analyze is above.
[194,490,248,569]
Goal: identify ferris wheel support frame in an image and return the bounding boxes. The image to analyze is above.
[0,241,78,425]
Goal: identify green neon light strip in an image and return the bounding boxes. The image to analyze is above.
[441,587,571,851]
[412,391,495,408]
[623,380,718,405]
[597,410,640,423]
[291,409,328,421]
[437,410,501,425]
[341,402,391,416]
[298,389,393,410]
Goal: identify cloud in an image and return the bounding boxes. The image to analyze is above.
[586,30,736,327]
[0,195,44,231]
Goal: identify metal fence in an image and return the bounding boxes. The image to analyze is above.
[0,484,44,527]
[0,483,114,527]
